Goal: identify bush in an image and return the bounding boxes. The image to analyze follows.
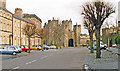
[115,35,120,44]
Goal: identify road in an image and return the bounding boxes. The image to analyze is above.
[1,47,88,69]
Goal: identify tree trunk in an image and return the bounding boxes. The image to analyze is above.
[90,32,94,53]
[41,39,44,51]
[28,37,31,53]
[108,37,110,49]
[96,28,101,58]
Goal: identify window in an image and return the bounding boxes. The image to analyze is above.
[3,13,5,17]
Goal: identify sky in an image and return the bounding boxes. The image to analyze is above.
[6,0,119,35]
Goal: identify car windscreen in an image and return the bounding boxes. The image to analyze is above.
[9,46,16,50]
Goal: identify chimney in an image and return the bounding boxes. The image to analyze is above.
[0,0,6,8]
[15,8,23,18]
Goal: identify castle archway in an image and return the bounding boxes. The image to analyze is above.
[68,39,74,47]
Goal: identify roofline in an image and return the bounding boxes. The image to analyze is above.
[0,7,34,24]
[0,7,13,14]
[23,14,42,23]
[13,14,34,24]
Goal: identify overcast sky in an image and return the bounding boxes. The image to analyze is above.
[6,0,119,35]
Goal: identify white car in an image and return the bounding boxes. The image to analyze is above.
[112,44,117,47]
[100,42,104,48]
[0,46,19,55]
[49,46,56,49]
[88,41,106,50]
[14,46,22,53]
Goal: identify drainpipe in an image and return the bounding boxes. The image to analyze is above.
[20,20,21,46]
[12,14,13,45]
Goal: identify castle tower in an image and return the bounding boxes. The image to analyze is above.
[46,18,59,45]
[73,23,81,47]
[68,18,72,31]
[0,0,6,8]
[15,8,23,18]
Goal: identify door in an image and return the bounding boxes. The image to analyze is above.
[69,39,74,47]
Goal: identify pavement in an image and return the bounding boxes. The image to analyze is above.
[106,47,119,55]
[1,47,88,69]
[85,47,118,69]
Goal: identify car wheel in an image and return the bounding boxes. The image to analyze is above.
[12,52,16,55]
[104,48,106,50]
[37,48,40,51]
[46,48,48,50]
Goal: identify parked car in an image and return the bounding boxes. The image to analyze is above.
[43,45,49,50]
[21,45,31,52]
[100,42,107,50]
[104,44,107,48]
[0,46,19,55]
[14,46,22,53]
[88,42,106,50]
[110,44,112,47]
[30,45,42,50]
[0,48,3,53]
[112,44,117,48]
[49,45,56,49]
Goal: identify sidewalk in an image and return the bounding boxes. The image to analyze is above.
[106,47,119,55]
[85,50,118,69]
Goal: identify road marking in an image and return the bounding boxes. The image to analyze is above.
[31,60,37,62]
[26,60,37,65]
[13,66,19,69]
[40,56,48,59]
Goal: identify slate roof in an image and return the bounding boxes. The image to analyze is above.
[13,14,33,24]
[23,14,42,23]
[0,7,34,24]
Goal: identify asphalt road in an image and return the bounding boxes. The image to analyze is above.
[2,47,88,69]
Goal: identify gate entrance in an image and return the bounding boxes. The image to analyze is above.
[68,39,74,47]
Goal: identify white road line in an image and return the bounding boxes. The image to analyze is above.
[26,60,37,65]
[13,66,19,69]
[40,56,48,59]
[31,60,37,63]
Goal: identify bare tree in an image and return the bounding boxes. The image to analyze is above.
[36,28,48,51]
[102,20,116,49]
[54,24,63,49]
[83,18,95,53]
[82,1,115,58]
[23,24,36,53]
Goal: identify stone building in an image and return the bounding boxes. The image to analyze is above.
[102,27,117,46]
[0,0,12,47]
[23,14,42,45]
[0,0,42,48]
[44,18,81,47]
[23,14,42,28]
[80,34,90,46]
